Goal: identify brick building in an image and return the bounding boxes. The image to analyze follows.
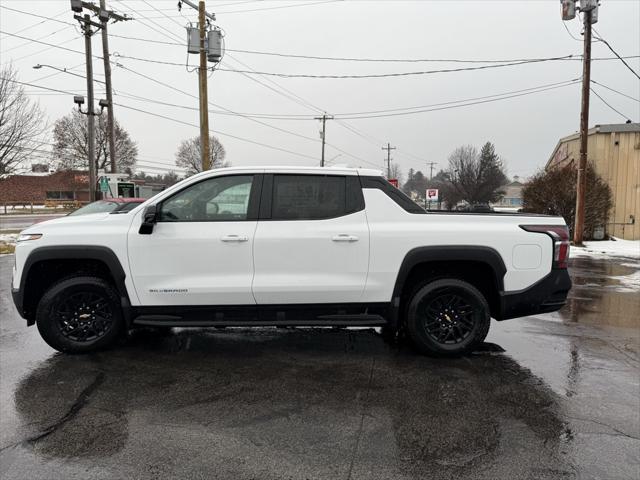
[0,170,90,204]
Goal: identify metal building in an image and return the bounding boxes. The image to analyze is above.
[546,123,640,240]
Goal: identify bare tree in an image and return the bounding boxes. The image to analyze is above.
[445,142,508,205]
[0,64,48,175]
[52,109,138,172]
[175,135,227,175]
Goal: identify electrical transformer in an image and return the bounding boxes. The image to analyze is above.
[207,30,222,63]
[561,0,576,20]
[187,26,200,54]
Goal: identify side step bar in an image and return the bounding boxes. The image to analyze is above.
[133,314,387,328]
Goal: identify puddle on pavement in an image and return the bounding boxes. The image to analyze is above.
[558,256,640,328]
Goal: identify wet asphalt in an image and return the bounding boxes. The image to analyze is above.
[0,254,638,480]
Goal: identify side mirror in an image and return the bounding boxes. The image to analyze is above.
[139,205,158,235]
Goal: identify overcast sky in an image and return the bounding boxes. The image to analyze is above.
[1,0,639,180]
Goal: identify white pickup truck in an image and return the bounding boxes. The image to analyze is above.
[11,166,571,355]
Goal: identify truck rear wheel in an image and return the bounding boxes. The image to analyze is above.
[36,276,124,353]
[405,278,490,356]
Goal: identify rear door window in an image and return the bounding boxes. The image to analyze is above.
[271,175,347,220]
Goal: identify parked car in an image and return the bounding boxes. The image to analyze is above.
[68,198,146,216]
[11,167,571,356]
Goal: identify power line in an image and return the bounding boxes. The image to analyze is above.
[590,87,632,121]
[116,63,321,143]
[593,28,640,80]
[332,80,581,119]
[591,80,640,103]
[0,76,321,163]
[114,103,321,162]
[104,31,640,64]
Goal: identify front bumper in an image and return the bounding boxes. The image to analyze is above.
[11,286,28,321]
[498,269,572,320]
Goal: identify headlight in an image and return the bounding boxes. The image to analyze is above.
[16,233,43,242]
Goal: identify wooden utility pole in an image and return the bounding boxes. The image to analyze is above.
[82,14,97,202]
[99,0,130,174]
[427,161,437,180]
[198,1,211,171]
[382,143,396,178]
[574,8,593,245]
[315,114,334,167]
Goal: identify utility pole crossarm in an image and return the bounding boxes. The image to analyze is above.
[180,0,216,21]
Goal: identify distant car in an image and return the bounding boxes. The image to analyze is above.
[68,198,146,216]
[456,203,494,213]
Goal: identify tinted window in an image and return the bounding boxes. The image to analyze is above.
[360,176,426,214]
[160,175,253,222]
[272,175,346,220]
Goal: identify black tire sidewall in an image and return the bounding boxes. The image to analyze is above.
[406,279,490,356]
[36,276,123,353]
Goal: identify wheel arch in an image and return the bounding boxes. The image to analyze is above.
[17,246,131,325]
[388,246,507,329]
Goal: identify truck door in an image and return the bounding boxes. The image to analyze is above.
[252,173,370,304]
[127,174,261,306]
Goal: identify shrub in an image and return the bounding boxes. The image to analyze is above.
[522,163,612,240]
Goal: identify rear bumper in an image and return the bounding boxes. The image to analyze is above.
[498,269,572,320]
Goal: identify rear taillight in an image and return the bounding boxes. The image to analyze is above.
[520,225,570,269]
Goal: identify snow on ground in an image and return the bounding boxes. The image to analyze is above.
[0,233,18,244]
[571,238,640,259]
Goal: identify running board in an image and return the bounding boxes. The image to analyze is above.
[133,314,387,328]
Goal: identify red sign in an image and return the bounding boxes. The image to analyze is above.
[388,178,399,188]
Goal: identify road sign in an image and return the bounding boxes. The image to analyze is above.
[388,178,399,188]
[99,176,109,193]
[426,188,439,201]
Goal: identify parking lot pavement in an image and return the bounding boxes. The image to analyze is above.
[0,255,638,480]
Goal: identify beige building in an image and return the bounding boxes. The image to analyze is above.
[546,123,640,240]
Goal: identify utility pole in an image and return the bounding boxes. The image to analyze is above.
[84,15,96,202]
[72,10,102,202]
[98,0,130,174]
[315,114,333,167]
[198,1,210,171]
[382,143,396,178]
[181,0,218,171]
[426,161,437,180]
[574,4,594,246]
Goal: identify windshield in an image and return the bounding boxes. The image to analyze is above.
[68,201,119,216]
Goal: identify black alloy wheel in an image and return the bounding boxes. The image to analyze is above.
[53,291,114,342]
[418,288,477,345]
[405,278,490,356]
[36,276,124,353]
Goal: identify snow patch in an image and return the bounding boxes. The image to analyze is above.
[0,233,18,244]
[571,238,640,259]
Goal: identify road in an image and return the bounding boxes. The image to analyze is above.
[0,254,638,479]
[0,214,65,231]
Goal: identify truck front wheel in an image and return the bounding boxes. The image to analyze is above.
[36,276,124,353]
[405,278,490,356]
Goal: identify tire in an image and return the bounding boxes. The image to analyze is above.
[405,278,490,356]
[36,276,124,353]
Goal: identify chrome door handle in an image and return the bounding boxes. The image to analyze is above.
[221,235,248,243]
[332,234,359,242]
